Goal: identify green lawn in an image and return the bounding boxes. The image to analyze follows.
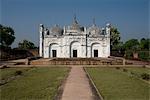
[86,67,150,100]
[0,68,30,80]
[0,67,69,100]
[126,67,149,75]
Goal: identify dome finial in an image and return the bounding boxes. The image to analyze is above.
[93,17,96,26]
[73,14,78,24]
[74,14,76,21]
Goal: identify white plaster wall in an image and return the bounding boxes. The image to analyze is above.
[39,37,43,57]
[87,46,91,58]
[42,34,110,58]
[81,45,86,58]
[44,46,49,58]
[62,45,70,58]
[105,45,110,57]
[105,38,110,57]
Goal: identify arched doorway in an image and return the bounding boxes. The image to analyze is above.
[91,43,101,57]
[70,41,81,58]
[49,43,60,58]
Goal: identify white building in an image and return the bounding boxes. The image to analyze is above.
[39,17,111,58]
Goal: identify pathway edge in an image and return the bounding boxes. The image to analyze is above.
[83,67,104,100]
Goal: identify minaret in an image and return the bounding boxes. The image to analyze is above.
[85,27,88,57]
[106,23,111,36]
[39,24,44,57]
[64,26,66,34]
[105,23,111,57]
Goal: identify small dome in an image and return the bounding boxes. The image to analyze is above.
[50,25,63,36]
[88,25,101,35]
[106,23,111,27]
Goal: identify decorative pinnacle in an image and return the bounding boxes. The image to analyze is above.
[73,14,78,24]
[74,14,76,21]
[93,17,96,26]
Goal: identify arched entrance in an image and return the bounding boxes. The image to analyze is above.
[49,43,60,58]
[70,41,81,58]
[91,43,101,57]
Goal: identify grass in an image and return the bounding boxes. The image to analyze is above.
[0,67,69,100]
[118,67,150,82]
[125,67,149,75]
[0,68,30,80]
[86,67,150,100]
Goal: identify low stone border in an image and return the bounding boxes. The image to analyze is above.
[83,67,104,100]
[83,65,150,68]
[4,65,71,68]
[3,64,150,68]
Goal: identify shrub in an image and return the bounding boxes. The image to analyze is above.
[14,70,23,76]
[115,67,120,70]
[125,51,133,59]
[141,73,150,80]
[138,51,150,61]
[142,65,146,68]
[123,68,128,72]
[130,72,135,75]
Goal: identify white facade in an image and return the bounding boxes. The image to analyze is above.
[39,18,111,58]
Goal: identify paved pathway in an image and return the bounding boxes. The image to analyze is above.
[61,67,95,100]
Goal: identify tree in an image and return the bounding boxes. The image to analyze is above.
[113,41,124,51]
[140,38,149,50]
[124,39,139,51]
[110,27,121,50]
[0,24,15,47]
[18,40,36,49]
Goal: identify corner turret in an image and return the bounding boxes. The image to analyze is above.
[39,24,44,57]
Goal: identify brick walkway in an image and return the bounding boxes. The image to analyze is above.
[61,67,95,100]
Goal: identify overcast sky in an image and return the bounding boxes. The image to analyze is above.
[1,0,149,47]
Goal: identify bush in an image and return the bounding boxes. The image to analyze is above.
[125,51,133,59]
[123,68,128,72]
[111,50,125,57]
[115,67,120,70]
[138,51,150,61]
[125,50,149,61]
[14,70,23,76]
[142,65,146,68]
[141,73,150,80]
[130,72,135,75]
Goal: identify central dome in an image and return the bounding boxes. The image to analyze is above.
[68,16,84,32]
[70,21,80,30]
